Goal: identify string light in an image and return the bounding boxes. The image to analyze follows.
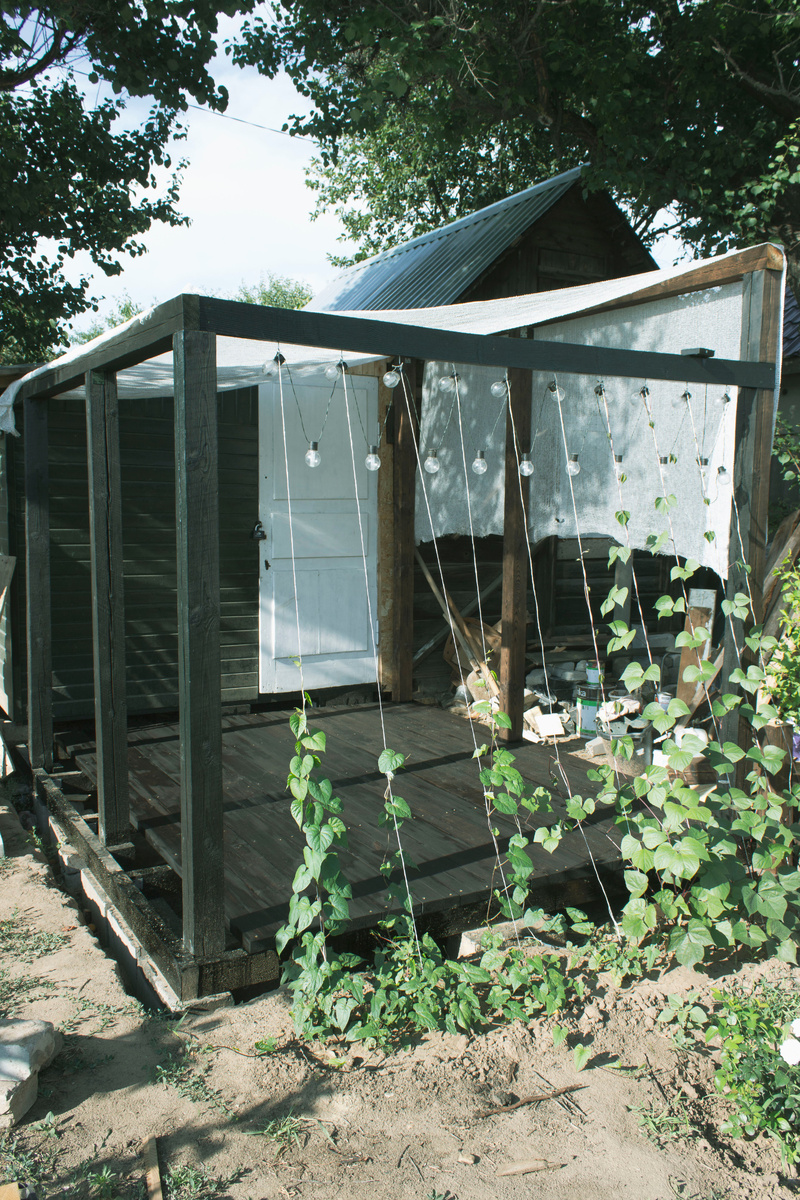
[490,379,507,398]
[383,364,401,389]
[305,441,321,468]
[325,361,347,381]
[613,453,625,480]
[471,450,488,476]
[439,371,459,393]
[566,453,581,477]
[365,445,381,472]
[697,455,709,488]
[717,464,732,489]
[549,381,566,402]
[264,351,285,378]
[423,450,440,474]
[519,454,534,477]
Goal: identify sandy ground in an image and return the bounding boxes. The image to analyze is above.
[0,791,797,1200]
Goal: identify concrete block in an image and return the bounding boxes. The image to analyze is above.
[0,1019,61,1082]
[0,1073,38,1128]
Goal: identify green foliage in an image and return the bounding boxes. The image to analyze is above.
[230,273,313,310]
[164,1162,242,1200]
[1,1,253,361]
[763,559,800,725]
[707,982,800,1163]
[0,909,67,959]
[231,1,800,279]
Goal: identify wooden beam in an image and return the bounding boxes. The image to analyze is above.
[392,359,419,701]
[174,330,225,959]
[499,368,533,741]
[85,369,129,846]
[15,294,191,402]
[721,268,783,750]
[23,395,52,770]
[192,296,773,390]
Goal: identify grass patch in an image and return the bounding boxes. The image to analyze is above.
[0,910,68,961]
[154,1046,234,1119]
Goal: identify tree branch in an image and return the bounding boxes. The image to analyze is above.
[712,38,800,118]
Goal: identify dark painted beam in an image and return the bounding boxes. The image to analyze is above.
[194,295,774,389]
[23,396,53,770]
[392,360,420,701]
[85,369,130,845]
[499,369,533,742]
[174,330,225,959]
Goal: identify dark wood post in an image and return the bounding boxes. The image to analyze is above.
[85,369,130,845]
[499,368,533,741]
[392,358,420,702]
[24,395,53,770]
[721,267,783,749]
[174,330,225,959]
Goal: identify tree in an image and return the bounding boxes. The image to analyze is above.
[233,0,800,281]
[231,272,313,308]
[1,1,255,364]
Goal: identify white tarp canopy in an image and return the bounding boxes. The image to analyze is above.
[0,245,784,581]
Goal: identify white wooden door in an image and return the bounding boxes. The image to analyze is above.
[258,374,379,693]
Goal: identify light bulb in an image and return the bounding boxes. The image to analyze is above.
[681,389,692,403]
[490,379,507,398]
[637,385,650,400]
[717,465,732,489]
[324,363,340,381]
[697,455,709,488]
[613,454,624,479]
[423,451,440,474]
[721,391,732,404]
[305,441,321,468]
[383,366,401,389]
[594,382,606,398]
[439,372,458,393]
[264,352,284,378]
[549,381,565,403]
[519,454,534,477]
[365,445,381,472]
[566,453,581,477]
[472,450,488,476]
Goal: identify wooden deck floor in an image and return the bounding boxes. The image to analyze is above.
[66,703,623,953]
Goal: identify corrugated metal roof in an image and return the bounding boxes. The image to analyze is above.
[308,166,584,312]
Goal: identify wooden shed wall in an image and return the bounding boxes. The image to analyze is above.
[459,187,655,304]
[6,387,259,722]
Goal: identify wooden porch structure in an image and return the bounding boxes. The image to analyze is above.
[13,248,781,998]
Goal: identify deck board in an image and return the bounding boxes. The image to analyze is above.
[69,702,623,952]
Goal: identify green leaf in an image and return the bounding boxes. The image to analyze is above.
[378,747,405,776]
[573,1043,592,1072]
[669,920,714,968]
[552,1023,568,1047]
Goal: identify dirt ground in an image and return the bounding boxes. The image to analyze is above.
[1,791,798,1200]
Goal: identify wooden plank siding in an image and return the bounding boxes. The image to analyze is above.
[7,388,259,722]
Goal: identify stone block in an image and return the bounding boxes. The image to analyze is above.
[0,1019,61,1082]
[0,1073,37,1129]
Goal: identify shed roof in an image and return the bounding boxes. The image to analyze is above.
[308,167,584,313]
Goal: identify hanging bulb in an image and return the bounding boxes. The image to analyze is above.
[549,381,565,402]
[681,389,692,402]
[490,379,507,398]
[566,453,581,477]
[382,365,401,389]
[659,455,670,469]
[519,454,534,477]
[638,385,650,400]
[717,465,732,489]
[721,390,732,404]
[471,450,488,476]
[594,381,606,398]
[264,351,285,378]
[613,453,624,480]
[324,363,340,381]
[365,445,381,472]
[697,455,709,488]
[305,441,321,468]
[424,450,441,474]
[439,371,459,393]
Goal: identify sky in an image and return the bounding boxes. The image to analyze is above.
[65,14,686,338]
[66,16,357,336]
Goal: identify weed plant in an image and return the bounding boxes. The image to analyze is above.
[154,1046,234,1119]
[0,910,67,960]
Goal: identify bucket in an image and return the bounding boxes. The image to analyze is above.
[576,683,601,734]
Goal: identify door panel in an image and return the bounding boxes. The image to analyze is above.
[258,374,379,694]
